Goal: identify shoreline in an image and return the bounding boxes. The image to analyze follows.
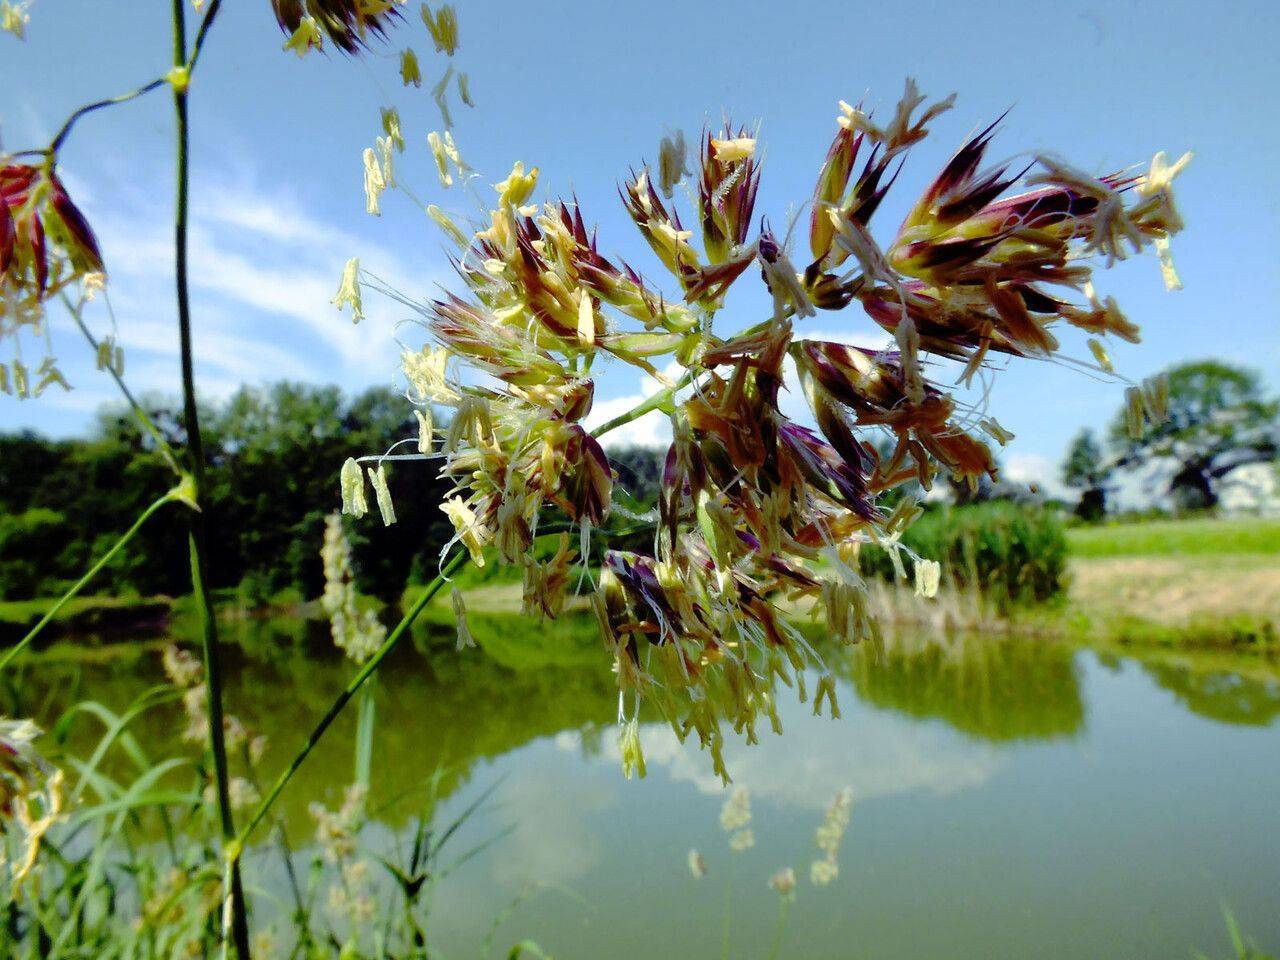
[5,581,1276,661]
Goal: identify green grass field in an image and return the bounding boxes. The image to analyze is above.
[1066,516,1280,558]
[1065,516,1279,650]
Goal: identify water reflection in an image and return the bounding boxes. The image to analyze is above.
[7,614,1278,834]
[570,705,1007,807]
[1141,659,1280,726]
[841,632,1086,741]
[7,615,1280,957]
[4,619,621,831]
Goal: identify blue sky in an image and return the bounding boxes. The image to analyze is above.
[3,0,1278,492]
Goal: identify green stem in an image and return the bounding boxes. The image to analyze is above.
[232,518,657,855]
[48,77,169,154]
[232,550,469,855]
[591,369,695,440]
[189,0,224,70]
[588,313,783,441]
[766,896,792,960]
[62,295,183,475]
[168,0,248,956]
[0,492,175,672]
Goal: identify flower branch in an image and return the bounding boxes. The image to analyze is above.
[0,487,185,672]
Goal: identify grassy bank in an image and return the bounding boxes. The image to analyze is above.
[0,593,172,645]
[7,516,1277,654]
[1064,516,1279,651]
[0,588,317,650]
[1066,516,1280,558]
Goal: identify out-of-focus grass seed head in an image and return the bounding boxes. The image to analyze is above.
[1,1,30,40]
[1,160,104,399]
[272,0,400,56]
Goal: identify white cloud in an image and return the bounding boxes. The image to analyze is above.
[488,761,615,886]
[563,680,1005,811]
[587,360,685,449]
[1003,452,1048,484]
[198,188,350,247]
[4,162,457,436]
[108,311,319,383]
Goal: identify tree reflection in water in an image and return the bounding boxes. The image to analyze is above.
[839,632,1086,742]
[8,612,1278,839]
[1141,660,1280,727]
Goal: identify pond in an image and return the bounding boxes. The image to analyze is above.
[11,618,1280,959]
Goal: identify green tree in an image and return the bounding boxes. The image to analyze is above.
[605,445,664,507]
[1061,429,1112,521]
[0,422,183,596]
[0,509,73,599]
[204,381,454,602]
[1111,361,1278,510]
[0,382,456,603]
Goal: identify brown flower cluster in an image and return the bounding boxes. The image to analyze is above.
[368,80,1186,781]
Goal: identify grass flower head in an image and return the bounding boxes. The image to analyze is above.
[352,78,1188,783]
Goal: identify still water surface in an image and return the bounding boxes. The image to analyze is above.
[17,619,1280,959]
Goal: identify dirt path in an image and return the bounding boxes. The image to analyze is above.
[1069,554,1280,625]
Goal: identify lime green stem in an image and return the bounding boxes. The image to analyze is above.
[591,370,695,440]
[0,492,176,672]
[588,312,787,441]
[233,550,468,853]
[766,895,793,960]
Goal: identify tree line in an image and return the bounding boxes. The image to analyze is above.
[0,382,671,603]
[1061,360,1277,518]
[3,358,1272,602]
[0,384,450,602]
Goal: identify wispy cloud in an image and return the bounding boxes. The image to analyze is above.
[12,161,450,433]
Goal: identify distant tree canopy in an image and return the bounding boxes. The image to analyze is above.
[1109,360,1278,510]
[1060,429,1112,521]
[605,446,664,508]
[0,383,454,602]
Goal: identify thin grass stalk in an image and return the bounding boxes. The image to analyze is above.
[0,492,176,672]
[234,550,468,853]
[234,519,658,852]
[167,0,249,955]
[354,679,376,788]
[49,77,170,153]
[589,313,786,440]
[765,896,792,960]
[590,369,694,439]
[62,294,183,474]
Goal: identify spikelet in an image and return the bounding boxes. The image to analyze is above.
[340,458,369,518]
[400,48,422,87]
[370,463,397,526]
[332,257,364,321]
